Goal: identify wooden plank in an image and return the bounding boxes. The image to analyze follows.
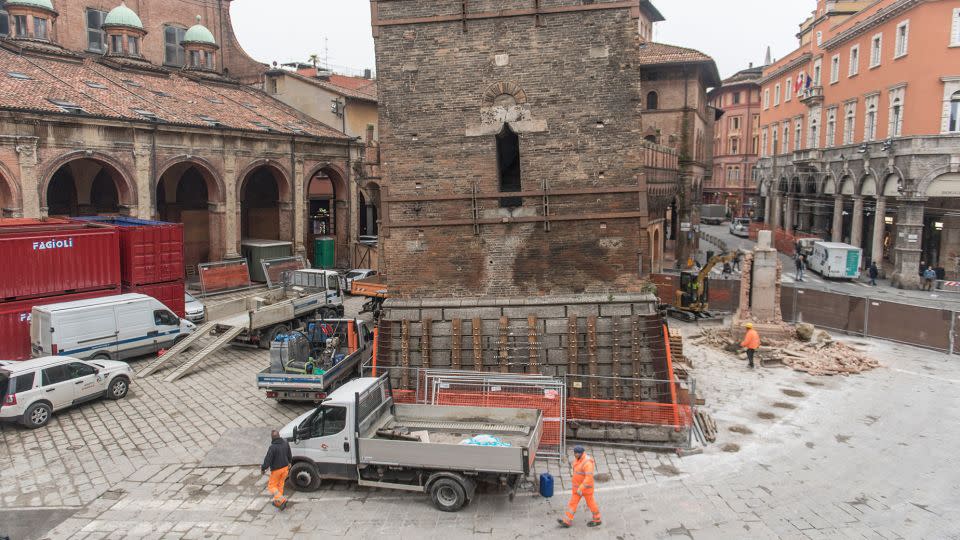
[451,318,462,370]
[527,315,539,374]
[498,316,509,373]
[472,317,482,371]
[401,319,410,389]
[612,316,622,401]
[567,316,578,395]
[421,318,432,369]
[587,316,598,399]
[631,315,642,401]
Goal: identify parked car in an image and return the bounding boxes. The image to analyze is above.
[0,356,134,428]
[342,269,377,294]
[184,292,206,323]
[31,294,196,361]
[729,218,751,237]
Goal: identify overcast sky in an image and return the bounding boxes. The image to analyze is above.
[231,1,816,80]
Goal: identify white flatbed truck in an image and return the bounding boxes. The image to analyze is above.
[280,375,543,511]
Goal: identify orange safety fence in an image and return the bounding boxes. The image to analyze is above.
[567,398,693,427]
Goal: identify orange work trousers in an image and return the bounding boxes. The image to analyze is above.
[267,466,289,505]
[563,488,601,525]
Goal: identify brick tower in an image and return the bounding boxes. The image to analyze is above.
[372,0,672,298]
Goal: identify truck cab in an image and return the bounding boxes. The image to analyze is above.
[285,269,344,317]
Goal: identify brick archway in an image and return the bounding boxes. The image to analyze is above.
[40,152,137,216]
[304,163,350,268]
[238,160,294,244]
[0,160,21,217]
[157,158,228,267]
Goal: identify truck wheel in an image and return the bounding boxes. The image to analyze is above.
[430,478,467,512]
[22,402,52,429]
[289,462,321,492]
[260,325,290,349]
[92,352,111,361]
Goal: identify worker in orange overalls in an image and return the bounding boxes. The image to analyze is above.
[261,429,292,510]
[741,322,761,369]
[558,446,601,528]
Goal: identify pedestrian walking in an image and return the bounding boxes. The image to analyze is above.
[922,266,937,291]
[868,261,879,286]
[557,446,601,528]
[740,322,760,369]
[794,254,805,281]
[732,252,741,272]
[261,429,292,510]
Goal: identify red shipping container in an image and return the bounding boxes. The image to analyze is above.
[0,219,120,302]
[74,217,184,286]
[0,288,119,360]
[121,280,185,318]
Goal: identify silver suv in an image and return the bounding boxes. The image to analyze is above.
[0,356,134,429]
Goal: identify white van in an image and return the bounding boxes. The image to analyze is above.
[30,294,196,361]
[807,242,863,279]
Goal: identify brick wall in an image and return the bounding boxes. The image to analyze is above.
[374,0,655,298]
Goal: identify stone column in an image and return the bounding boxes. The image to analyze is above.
[224,149,240,258]
[890,197,925,289]
[770,193,781,230]
[850,196,864,248]
[871,197,886,267]
[784,195,795,233]
[812,199,828,236]
[291,158,306,256]
[797,199,812,233]
[831,196,843,243]
[16,139,40,218]
[763,194,772,225]
[208,202,227,261]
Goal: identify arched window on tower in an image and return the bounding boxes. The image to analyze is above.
[496,124,522,208]
[646,91,659,110]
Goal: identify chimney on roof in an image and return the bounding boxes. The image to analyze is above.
[364,69,372,79]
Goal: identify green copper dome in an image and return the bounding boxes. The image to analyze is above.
[4,0,55,12]
[183,16,216,46]
[102,2,143,31]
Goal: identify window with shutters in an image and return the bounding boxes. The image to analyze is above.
[86,8,107,53]
[761,128,768,157]
[813,58,822,86]
[0,1,8,37]
[849,45,860,77]
[763,88,770,110]
[864,94,879,141]
[887,86,905,137]
[952,8,960,46]
[782,123,790,154]
[809,116,819,149]
[164,25,186,67]
[870,33,882,68]
[794,119,802,151]
[948,91,960,133]
[785,78,792,102]
[843,102,857,144]
[894,20,909,58]
[826,108,837,148]
[830,55,840,84]
[774,83,781,106]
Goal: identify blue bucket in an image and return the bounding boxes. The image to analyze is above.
[539,472,554,498]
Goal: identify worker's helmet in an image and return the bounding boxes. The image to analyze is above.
[744,322,754,329]
[573,445,585,454]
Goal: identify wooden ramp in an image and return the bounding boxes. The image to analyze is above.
[138,322,216,377]
[163,326,244,382]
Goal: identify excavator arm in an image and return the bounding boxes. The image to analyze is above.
[695,252,738,293]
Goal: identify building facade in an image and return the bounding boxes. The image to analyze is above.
[638,42,721,267]
[0,0,363,271]
[264,66,382,268]
[707,65,763,217]
[756,0,960,287]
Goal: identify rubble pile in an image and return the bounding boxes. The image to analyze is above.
[691,326,880,376]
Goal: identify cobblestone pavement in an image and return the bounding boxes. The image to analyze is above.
[3,304,960,538]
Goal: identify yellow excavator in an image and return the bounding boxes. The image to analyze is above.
[664,251,739,322]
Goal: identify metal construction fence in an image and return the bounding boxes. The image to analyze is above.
[780,285,958,353]
[362,363,696,453]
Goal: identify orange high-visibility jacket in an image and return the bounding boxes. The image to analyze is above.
[572,454,596,491]
[741,329,760,350]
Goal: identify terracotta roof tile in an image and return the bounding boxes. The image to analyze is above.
[0,47,349,139]
[283,70,377,103]
[638,42,714,66]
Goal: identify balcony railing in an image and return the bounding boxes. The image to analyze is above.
[799,86,823,105]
